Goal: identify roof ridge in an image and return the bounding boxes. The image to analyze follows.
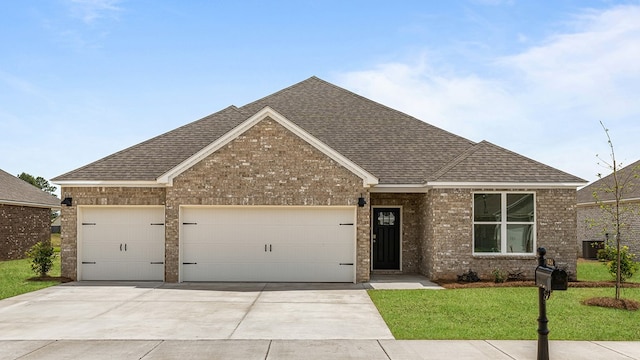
[238,77,321,110]
[309,77,477,144]
[429,141,484,181]
[238,76,473,144]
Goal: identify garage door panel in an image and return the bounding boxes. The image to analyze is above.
[271,243,353,262]
[80,207,165,281]
[182,262,353,282]
[182,243,265,262]
[82,261,164,281]
[181,206,356,282]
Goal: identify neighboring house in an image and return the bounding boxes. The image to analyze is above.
[577,159,640,257]
[51,216,61,234]
[0,168,60,261]
[52,77,586,283]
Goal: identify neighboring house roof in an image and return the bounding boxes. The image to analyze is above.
[577,159,640,204]
[0,168,60,208]
[52,76,585,187]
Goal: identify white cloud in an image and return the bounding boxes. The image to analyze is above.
[334,5,640,182]
[67,0,122,24]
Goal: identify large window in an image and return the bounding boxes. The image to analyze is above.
[473,192,535,255]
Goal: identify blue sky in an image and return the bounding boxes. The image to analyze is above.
[2,0,639,193]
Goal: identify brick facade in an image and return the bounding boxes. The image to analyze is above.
[58,119,579,283]
[0,204,51,261]
[577,201,640,257]
[166,117,369,282]
[424,188,578,281]
[61,117,370,282]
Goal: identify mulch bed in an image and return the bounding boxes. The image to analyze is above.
[27,276,74,283]
[435,280,640,310]
[582,297,640,311]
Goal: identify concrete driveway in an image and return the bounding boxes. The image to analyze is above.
[0,282,393,340]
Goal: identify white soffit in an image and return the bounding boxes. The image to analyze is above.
[53,180,163,187]
[371,181,586,193]
[428,181,587,189]
[158,106,379,187]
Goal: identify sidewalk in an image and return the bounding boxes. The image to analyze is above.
[2,339,639,360]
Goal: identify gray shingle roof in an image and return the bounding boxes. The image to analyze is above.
[52,76,585,186]
[430,141,583,183]
[53,106,247,181]
[577,159,640,204]
[0,169,60,208]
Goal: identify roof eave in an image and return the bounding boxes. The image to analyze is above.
[53,180,165,187]
[427,181,587,189]
[371,181,587,193]
[0,199,61,209]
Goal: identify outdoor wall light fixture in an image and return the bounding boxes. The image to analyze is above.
[61,197,73,207]
[358,194,367,207]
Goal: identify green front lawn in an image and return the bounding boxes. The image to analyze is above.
[369,287,640,340]
[369,260,640,340]
[0,255,61,300]
[577,258,640,283]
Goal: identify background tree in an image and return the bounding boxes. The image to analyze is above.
[17,172,59,222]
[17,172,57,194]
[592,121,640,300]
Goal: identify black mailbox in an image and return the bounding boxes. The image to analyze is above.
[535,266,568,291]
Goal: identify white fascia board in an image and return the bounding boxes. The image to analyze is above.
[427,181,587,189]
[0,199,61,209]
[370,181,587,193]
[158,106,379,187]
[577,197,640,206]
[53,180,164,187]
[370,184,430,193]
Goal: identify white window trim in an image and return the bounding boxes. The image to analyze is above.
[472,191,536,256]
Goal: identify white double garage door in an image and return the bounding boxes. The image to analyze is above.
[79,206,356,282]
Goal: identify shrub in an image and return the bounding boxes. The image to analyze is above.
[492,269,506,283]
[600,245,639,282]
[597,245,617,262]
[457,269,480,283]
[25,241,55,277]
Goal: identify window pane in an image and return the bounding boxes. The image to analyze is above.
[474,224,501,253]
[507,224,533,253]
[474,194,501,222]
[507,194,534,222]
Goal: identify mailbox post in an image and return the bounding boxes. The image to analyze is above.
[535,247,568,360]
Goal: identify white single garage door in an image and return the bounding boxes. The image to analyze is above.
[181,206,356,282]
[80,207,165,281]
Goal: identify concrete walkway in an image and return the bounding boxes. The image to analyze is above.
[1,278,639,359]
[2,339,639,359]
[0,282,392,340]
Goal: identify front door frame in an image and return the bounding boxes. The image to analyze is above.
[371,206,402,271]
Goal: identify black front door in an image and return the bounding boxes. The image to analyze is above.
[372,208,400,270]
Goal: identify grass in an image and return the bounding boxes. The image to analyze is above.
[577,258,640,283]
[368,287,640,340]
[0,234,63,300]
[369,259,640,340]
[0,255,61,300]
[51,232,61,253]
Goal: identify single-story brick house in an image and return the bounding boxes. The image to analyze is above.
[577,159,640,257]
[0,168,60,261]
[52,77,586,283]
